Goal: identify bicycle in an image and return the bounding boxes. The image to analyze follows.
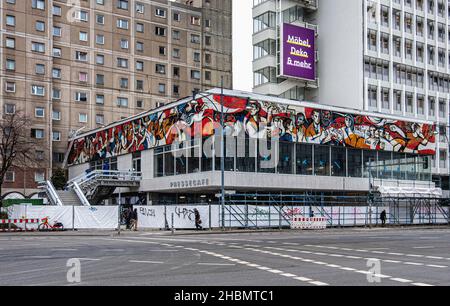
[38,217,65,231]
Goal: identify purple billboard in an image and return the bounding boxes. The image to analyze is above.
[281,23,316,81]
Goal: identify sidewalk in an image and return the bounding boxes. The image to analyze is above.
[0,224,449,237]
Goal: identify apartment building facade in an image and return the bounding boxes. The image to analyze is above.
[0,0,232,198]
[253,0,450,190]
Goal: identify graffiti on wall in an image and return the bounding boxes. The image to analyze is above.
[68,94,436,165]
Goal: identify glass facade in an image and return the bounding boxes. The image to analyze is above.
[154,138,432,181]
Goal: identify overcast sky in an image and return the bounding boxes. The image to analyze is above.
[232,0,253,92]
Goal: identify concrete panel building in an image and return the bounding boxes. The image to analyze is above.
[0,0,232,198]
[252,0,450,191]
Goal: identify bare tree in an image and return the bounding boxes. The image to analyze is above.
[0,111,36,206]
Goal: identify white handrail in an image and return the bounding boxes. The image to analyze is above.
[68,170,142,189]
[73,182,91,207]
[45,181,63,206]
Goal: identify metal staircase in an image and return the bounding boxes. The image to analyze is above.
[67,170,142,205]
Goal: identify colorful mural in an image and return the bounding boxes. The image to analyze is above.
[68,94,436,165]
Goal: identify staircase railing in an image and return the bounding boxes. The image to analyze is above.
[73,182,91,206]
[68,170,142,190]
[39,181,63,206]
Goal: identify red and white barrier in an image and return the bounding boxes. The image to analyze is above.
[1,219,40,224]
[0,219,40,232]
[291,217,327,230]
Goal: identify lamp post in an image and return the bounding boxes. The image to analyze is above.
[192,78,225,231]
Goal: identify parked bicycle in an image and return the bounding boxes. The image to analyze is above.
[38,217,65,231]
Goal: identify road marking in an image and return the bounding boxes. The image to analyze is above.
[197,263,236,266]
[390,278,412,283]
[404,262,424,266]
[413,246,435,249]
[129,260,164,264]
[28,256,53,259]
[77,258,101,261]
[412,283,434,286]
[426,264,447,268]
[101,237,328,286]
[234,244,435,286]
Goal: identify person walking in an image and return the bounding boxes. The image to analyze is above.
[130,208,138,231]
[194,209,203,230]
[380,210,387,227]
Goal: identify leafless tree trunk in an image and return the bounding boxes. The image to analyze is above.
[0,111,36,207]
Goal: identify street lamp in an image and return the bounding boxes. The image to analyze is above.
[192,78,226,230]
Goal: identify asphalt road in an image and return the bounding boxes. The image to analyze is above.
[1,227,450,286]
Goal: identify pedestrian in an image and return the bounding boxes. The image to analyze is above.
[194,209,203,230]
[125,207,131,229]
[130,208,138,231]
[380,210,387,227]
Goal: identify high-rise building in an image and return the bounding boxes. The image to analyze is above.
[252,0,450,191]
[0,0,232,198]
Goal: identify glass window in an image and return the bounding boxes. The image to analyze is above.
[363,150,377,178]
[314,146,330,176]
[378,151,393,179]
[331,147,346,177]
[347,149,363,178]
[236,137,256,173]
[278,142,294,174]
[296,144,313,175]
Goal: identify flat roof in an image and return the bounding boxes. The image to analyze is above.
[71,88,436,141]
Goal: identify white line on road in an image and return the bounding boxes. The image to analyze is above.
[77,258,101,261]
[413,246,435,249]
[51,249,78,252]
[197,263,236,266]
[129,260,164,264]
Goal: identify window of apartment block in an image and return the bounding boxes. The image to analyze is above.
[205,36,212,46]
[117,97,128,107]
[6,15,15,26]
[155,8,166,18]
[173,85,180,96]
[191,16,201,26]
[52,88,61,100]
[52,131,61,141]
[117,58,128,68]
[32,129,44,139]
[53,153,65,163]
[136,61,144,71]
[155,27,166,36]
[79,72,88,82]
[52,110,61,121]
[5,37,15,49]
[35,21,45,32]
[172,30,180,40]
[96,74,105,85]
[205,53,211,64]
[79,31,88,41]
[173,66,180,77]
[191,70,201,80]
[96,14,104,24]
[120,78,129,88]
[191,34,200,44]
[136,100,144,108]
[52,68,61,79]
[136,3,144,14]
[31,85,45,96]
[6,59,15,71]
[96,94,104,104]
[158,84,166,93]
[136,42,144,52]
[53,47,62,57]
[193,52,201,62]
[4,104,15,114]
[35,64,45,75]
[36,151,45,161]
[96,54,105,65]
[120,39,129,49]
[53,6,62,16]
[79,113,88,123]
[173,12,181,22]
[368,86,377,107]
[417,95,425,115]
[173,48,180,58]
[205,71,211,81]
[53,26,62,37]
[405,93,414,113]
[75,92,87,102]
[136,80,143,90]
[429,97,436,116]
[5,172,15,183]
[75,51,88,61]
[96,114,104,125]
[136,23,144,33]
[159,46,166,56]
[96,34,105,45]
[76,10,88,22]
[117,0,129,10]
[5,81,16,92]
[34,108,46,120]
[155,64,166,74]
[117,19,129,29]
[31,42,45,53]
[32,0,45,10]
